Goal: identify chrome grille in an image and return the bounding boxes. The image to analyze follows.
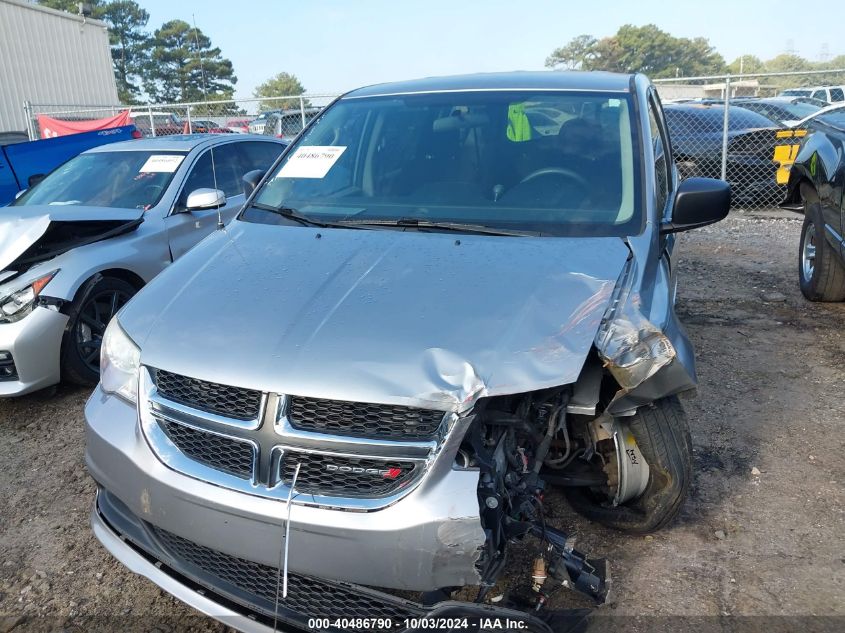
[154,369,262,421]
[159,420,254,479]
[288,396,444,440]
[280,451,419,497]
[152,527,424,631]
[142,368,445,509]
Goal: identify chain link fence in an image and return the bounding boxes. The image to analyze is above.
[25,72,845,211]
[654,69,845,210]
[24,94,340,142]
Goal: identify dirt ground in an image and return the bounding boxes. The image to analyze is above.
[1,212,843,632]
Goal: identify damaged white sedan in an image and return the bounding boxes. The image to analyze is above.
[85,72,730,632]
[0,135,285,395]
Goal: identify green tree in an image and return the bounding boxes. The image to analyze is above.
[38,0,105,16]
[727,55,766,75]
[143,20,236,103]
[253,72,307,110]
[101,1,151,103]
[765,53,813,73]
[545,35,598,70]
[546,24,725,78]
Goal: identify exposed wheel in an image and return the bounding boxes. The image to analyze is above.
[60,276,136,386]
[563,396,692,534]
[798,202,845,301]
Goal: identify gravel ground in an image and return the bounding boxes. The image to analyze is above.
[1,212,843,632]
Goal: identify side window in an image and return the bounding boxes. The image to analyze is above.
[179,144,244,205]
[830,88,844,102]
[812,89,827,101]
[238,141,284,174]
[647,93,670,212]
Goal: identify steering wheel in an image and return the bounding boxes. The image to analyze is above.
[519,167,590,190]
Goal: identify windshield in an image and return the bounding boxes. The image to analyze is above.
[812,106,845,130]
[246,91,642,237]
[14,150,186,209]
[781,89,812,97]
[664,106,776,134]
[737,101,820,123]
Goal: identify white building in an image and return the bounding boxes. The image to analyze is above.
[0,0,118,135]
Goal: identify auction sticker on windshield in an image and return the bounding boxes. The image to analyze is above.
[277,146,346,179]
[139,155,185,173]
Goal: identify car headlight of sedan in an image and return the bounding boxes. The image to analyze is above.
[595,267,675,390]
[0,271,58,323]
[100,318,141,403]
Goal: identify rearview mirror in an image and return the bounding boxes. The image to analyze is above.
[661,177,731,234]
[28,173,45,188]
[243,169,265,197]
[185,188,226,211]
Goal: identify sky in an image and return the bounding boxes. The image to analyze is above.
[139,0,843,100]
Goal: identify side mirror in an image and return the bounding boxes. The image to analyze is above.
[185,188,226,211]
[660,177,731,234]
[28,173,45,188]
[14,189,27,200]
[243,169,265,197]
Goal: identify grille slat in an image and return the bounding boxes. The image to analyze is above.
[288,397,443,440]
[155,369,262,421]
[160,420,254,479]
[152,527,423,631]
[147,368,439,503]
[281,452,418,497]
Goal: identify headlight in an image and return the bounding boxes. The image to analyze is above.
[595,265,675,390]
[100,318,141,403]
[0,271,58,323]
[595,316,675,389]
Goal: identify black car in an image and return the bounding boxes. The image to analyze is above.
[663,103,781,207]
[783,108,845,300]
[732,97,826,126]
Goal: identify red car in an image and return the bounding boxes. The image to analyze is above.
[224,118,250,133]
[190,119,234,134]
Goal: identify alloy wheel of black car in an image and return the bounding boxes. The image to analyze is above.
[798,202,845,302]
[61,277,137,386]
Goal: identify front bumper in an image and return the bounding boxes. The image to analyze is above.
[92,491,556,633]
[0,306,67,396]
[84,385,486,592]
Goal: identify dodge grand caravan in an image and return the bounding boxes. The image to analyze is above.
[85,72,730,632]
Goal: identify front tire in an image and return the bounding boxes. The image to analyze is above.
[799,202,845,302]
[60,276,136,386]
[563,396,692,534]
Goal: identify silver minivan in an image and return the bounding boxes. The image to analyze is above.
[86,72,730,632]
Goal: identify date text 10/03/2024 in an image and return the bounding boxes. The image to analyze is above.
[307,618,530,630]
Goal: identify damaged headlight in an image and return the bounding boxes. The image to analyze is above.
[0,271,58,323]
[595,266,675,390]
[100,318,140,403]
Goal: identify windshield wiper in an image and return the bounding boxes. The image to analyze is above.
[336,217,541,237]
[249,202,355,229]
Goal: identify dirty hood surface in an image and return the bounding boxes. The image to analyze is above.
[124,221,630,411]
[0,205,143,272]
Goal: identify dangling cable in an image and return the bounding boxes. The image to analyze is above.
[273,462,301,633]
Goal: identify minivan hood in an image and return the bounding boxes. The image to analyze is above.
[123,221,630,411]
[0,205,143,273]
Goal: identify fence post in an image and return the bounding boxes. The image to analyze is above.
[300,95,306,128]
[186,104,192,134]
[23,100,36,140]
[148,105,156,137]
[720,74,731,181]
